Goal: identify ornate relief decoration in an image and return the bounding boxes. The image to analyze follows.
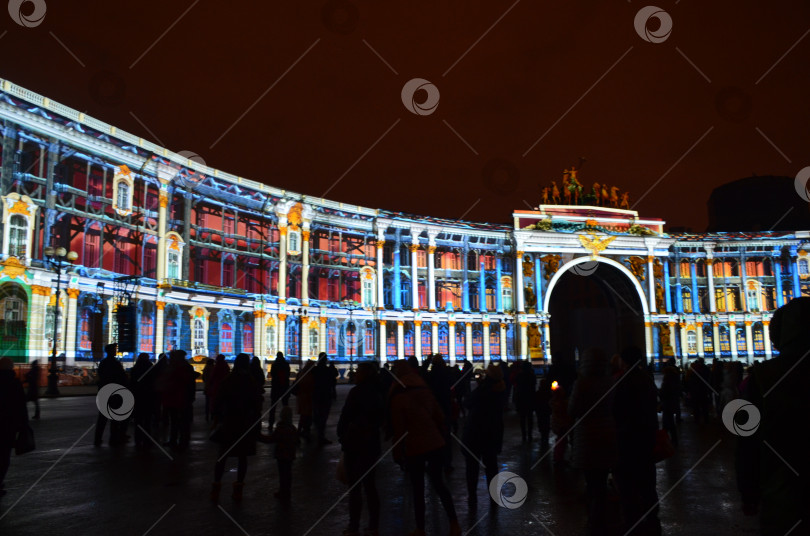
[625,256,646,281]
[539,254,561,281]
[0,256,30,282]
[578,233,616,259]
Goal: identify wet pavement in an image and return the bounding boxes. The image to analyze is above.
[0,385,758,536]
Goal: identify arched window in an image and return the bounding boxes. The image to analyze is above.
[501,276,513,311]
[79,308,92,350]
[438,327,449,356]
[362,274,374,308]
[328,323,338,354]
[363,322,375,356]
[287,228,301,255]
[719,328,730,352]
[455,327,465,358]
[753,325,765,352]
[686,331,697,354]
[116,181,130,211]
[220,323,234,354]
[746,281,761,311]
[404,328,414,356]
[167,249,180,280]
[386,328,396,359]
[490,327,500,358]
[682,289,692,313]
[139,310,154,353]
[799,258,809,276]
[243,324,254,354]
[472,329,483,357]
[736,328,746,352]
[193,318,206,355]
[421,327,431,356]
[309,328,319,358]
[8,215,27,258]
[165,318,179,352]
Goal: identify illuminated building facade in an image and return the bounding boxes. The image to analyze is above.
[0,78,808,368]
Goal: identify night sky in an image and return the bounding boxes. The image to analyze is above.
[1,0,809,231]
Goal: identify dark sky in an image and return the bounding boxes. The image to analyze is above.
[1,0,809,231]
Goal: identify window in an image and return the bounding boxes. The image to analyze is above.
[472,329,483,357]
[485,287,496,311]
[8,215,27,258]
[746,281,761,311]
[736,329,746,352]
[715,288,726,312]
[243,324,254,354]
[223,259,235,287]
[328,324,337,354]
[404,328,414,356]
[266,324,276,356]
[438,328,449,356]
[165,318,179,352]
[502,277,513,311]
[490,328,500,357]
[220,323,234,354]
[224,216,235,235]
[79,308,91,350]
[799,258,809,276]
[346,322,358,358]
[85,229,100,268]
[682,289,692,313]
[139,312,154,353]
[287,229,301,255]
[4,297,22,321]
[167,250,180,280]
[703,327,714,353]
[362,274,374,308]
[193,318,206,355]
[455,328,465,357]
[309,328,319,358]
[753,326,765,352]
[363,323,374,356]
[116,181,130,211]
[720,328,730,352]
[421,327,431,356]
[144,244,157,279]
[386,328,396,358]
[686,331,697,354]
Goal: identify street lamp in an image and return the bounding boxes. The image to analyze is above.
[43,246,78,396]
[293,306,308,368]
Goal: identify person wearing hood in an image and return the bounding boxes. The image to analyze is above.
[737,297,810,536]
[389,360,461,536]
[462,363,506,513]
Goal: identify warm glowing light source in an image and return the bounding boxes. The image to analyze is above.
[551,381,559,391]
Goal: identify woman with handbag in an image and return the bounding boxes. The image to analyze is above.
[0,357,30,497]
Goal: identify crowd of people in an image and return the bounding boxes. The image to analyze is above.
[2,298,810,535]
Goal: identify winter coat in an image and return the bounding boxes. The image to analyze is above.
[613,365,658,468]
[659,366,681,413]
[337,379,384,457]
[293,363,315,416]
[213,370,262,457]
[267,422,298,461]
[0,370,27,448]
[461,376,505,456]
[389,371,446,460]
[568,375,618,471]
[513,367,537,412]
[159,360,196,409]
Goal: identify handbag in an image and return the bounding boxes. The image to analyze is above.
[15,424,36,455]
[653,429,675,463]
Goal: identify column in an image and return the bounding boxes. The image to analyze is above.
[278,221,288,303]
[465,323,473,360]
[376,238,385,310]
[712,322,720,357]
[393,235,402,309]
[543,321,551,361]
[647,255,656,312]
[495,256,503,312]
[410,240,419,311]
[379,320,387,362]
[482,321,491,365]
[396,321,404,358]
[744,320,754,364]
[319,317,327,354]
[302,227,310,305]
[663,260,673,312]
[696,322,704,358]
[706,258,716,312]
[28,286,50,362]
[740,253,748,311]
[773,255,784,307]
[690,262,700,313]
[414,321,422,359]
[300,316,309,360]
[64,288,79,365]
[428,231,437,311]
[478,257,486,313]
[278,314,287,355]
[462,242,470,312]
[431,321,439,354]
[252,310,264,361]
[668,321,677,360]
[535,256,544,313]
[515,250,525,312]
[500,323,507,360]
[763,319,773,359]
[155,301,166,356]
[448,321,456,365]
[644,321,654,364]
[729,321,738,360]
[156,188,169,281]
[791,249,802,299]
[519,321,528,361]
[679,324,688,359]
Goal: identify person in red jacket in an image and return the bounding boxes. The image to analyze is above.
[389,360,461,536]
